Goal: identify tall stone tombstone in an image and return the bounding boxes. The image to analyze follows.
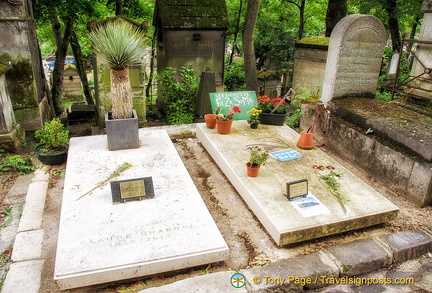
[321,15,386,105]
[409,1,432,100]
[0,65,24,153]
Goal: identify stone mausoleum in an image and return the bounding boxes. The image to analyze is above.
[153,0,229,87]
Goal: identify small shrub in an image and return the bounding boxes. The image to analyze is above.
[157,66,199,125]
[224,60,246,91]
[35,118,69,152]
[0,155,36,174]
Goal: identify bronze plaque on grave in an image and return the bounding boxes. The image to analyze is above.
[111,177,154,203]
[285,179,308,201]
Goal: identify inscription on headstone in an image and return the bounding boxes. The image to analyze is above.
[321,14,386,104]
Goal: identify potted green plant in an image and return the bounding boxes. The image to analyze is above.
[246,146,269,177]
[247,108,262,129]
[293,85,321,104]
[89,20,147,150]
[34,118,69,165]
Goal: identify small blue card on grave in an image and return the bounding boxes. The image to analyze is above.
[270,149,302,161]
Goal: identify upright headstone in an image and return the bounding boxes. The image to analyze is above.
[0,64,24,152]
[409,1,432,100]
[195,67,216,116]
[321,15,386,105]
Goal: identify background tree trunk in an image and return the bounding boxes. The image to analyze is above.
[242,0,260,93]
[116,0,123,16]
[298,0,305,40]
[325,0,347,37]
[385,0,401,52]
[51,14,72,115]
[70,29,94,106]
[229,0,244,65]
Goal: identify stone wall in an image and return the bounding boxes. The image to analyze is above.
[292,37,329,95]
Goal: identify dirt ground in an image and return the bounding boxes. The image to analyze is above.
[1,121,432,292]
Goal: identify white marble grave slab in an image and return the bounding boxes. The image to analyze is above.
[54,129,228,289]
[196,121,399,246]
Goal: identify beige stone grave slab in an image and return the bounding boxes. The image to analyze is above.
[54,129,228,290]
[196,121,399,246]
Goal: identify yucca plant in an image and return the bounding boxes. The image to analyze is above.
[89,20,146,119]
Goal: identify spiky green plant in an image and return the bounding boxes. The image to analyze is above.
[89,21,146,119]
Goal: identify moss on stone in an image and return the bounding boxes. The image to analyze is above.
[0,63,10,75]
[296,36,330,49]
[155,0,229,29]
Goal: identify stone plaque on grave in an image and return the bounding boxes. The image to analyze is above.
[321,14,386,105]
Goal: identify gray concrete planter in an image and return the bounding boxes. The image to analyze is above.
[105,109,139,151]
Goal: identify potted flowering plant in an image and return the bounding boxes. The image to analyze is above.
[246,146,269,177]
[247,108,262,129]
[215,106,241,134]
[256,95,289,126]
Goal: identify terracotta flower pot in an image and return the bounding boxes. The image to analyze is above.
[297,131,314,150]
[216,119,233,134]
[246,163,260,177]
[204,114,217,129]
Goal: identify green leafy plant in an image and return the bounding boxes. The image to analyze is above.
[293,84,321,104]
[0,269,8,290]
[286,105,302,128]
[248,146,269,167]
[0,155,36,174]
[1,208,13,228]
[90,20,147,119]
[35,118,69,153]
[157,66,199,125]
[224,60,246,91]
[54,169,66,177]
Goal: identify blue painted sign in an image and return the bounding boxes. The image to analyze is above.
[270,149,302,161]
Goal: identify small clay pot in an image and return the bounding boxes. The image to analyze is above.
[204,114,217,129]
[216,119,233,134]
[246,162,260,177]
[297,131,314,150]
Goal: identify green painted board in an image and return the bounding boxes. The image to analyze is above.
[209,91,257,120]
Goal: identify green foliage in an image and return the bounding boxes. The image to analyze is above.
[224,60,246,91]
[375,91,392,102]
[1,203,23,228]
[1,208,13,228]
[35,118,69,151]
[54,169,66,177]
[0,155,36,174]
[248,146,269,167]
[0,269,8,290]
[90,21,147,68]
[157,66,198,125]
[286,105,302,129]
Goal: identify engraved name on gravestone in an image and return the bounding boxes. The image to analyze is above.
[321,14,386,105]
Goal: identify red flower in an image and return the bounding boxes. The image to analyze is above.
[232,106,242,113]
